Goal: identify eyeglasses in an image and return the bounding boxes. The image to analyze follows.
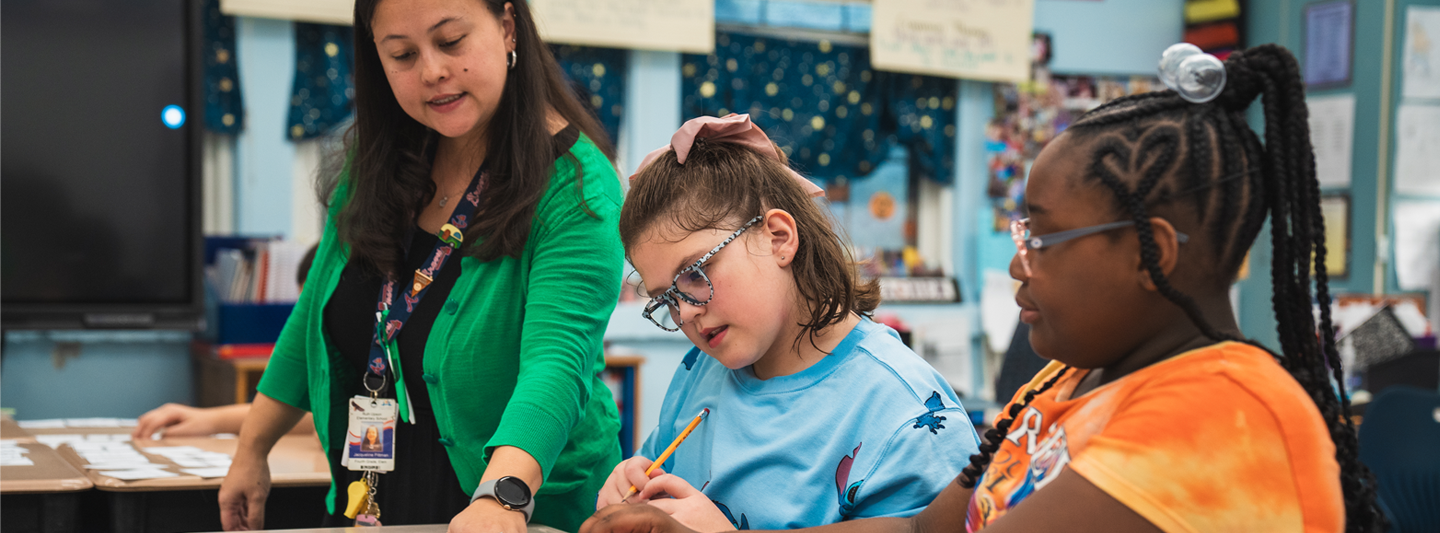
[1010,217,1190,277]
[642,215,764,332]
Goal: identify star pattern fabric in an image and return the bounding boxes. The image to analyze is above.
[203,0,243,134]
[682,32,956,184]
[288,23,355,141]
[553,44,627,144]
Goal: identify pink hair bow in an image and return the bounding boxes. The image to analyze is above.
[630,114,825,198]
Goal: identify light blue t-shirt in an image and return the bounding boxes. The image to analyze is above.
[639,319,980,530]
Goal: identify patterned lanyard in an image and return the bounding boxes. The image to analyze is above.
[363,163,486,398]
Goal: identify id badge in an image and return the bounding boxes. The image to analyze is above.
[345,395,397,472]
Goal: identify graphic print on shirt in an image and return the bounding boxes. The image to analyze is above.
[964,406,1071,531]
[835,443,864,512]
[912,391,949,433]
[713,499,750,530]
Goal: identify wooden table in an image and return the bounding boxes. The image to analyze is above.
[19,423,331,533]
[63,434,330,491]
[1,415,31,441]
[1,418,93,533]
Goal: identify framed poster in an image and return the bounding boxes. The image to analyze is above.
[1319,194,1351,279]
[1303,0,1354,89]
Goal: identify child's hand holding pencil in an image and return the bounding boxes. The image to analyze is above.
[596,409,709,510]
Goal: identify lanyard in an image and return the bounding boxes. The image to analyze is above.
[362,162,487,421]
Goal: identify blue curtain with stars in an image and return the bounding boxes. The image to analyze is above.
[552,45,627,145]
[682,32,956,184]
[203,0,243,134]
[288,23,355,141]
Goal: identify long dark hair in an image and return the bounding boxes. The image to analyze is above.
[619,141,880,350]
[328,0,614,275]
[957,44,1385,533]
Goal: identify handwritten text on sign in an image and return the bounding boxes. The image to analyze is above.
[871,0,1035,82]
[529,0,714,54]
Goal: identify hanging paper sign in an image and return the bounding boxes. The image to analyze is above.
[870,0,1035,82]
[220,0,353,25]
[529,0,714,54]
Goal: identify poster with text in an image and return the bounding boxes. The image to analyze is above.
[871,0,1035,82]
[530,0,714,53]
[1403,6,1440,99]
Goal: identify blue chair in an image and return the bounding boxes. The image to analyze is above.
[1358,386,1440,533]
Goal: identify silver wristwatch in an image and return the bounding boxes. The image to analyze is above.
[471,476,534,522]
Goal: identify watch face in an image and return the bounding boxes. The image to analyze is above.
[496,477,531,505]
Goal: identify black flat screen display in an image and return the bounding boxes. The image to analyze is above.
[2,0,201,328]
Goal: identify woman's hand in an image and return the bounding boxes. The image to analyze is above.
[448,497,529,533]
[218,393,304,531]
[133,403,216,440]
[582,502,703,533]
[637,474,736,532]
[597,456,666,509]
[218,454,271,531]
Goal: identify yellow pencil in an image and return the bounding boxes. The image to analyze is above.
[622,408,709,503]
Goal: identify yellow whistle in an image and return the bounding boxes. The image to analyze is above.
[344,480,371,519]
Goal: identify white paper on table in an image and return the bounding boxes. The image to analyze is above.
[1402,6,1440,99]
[64,418,121,428]
[1,457,35,466]
[182,467,233,479]
[141,446,208,456]
[84,462,164,470]
[1393,200,1440,290]
[35,435,85,448]
[100,468,179,480]
[980,269,1022,354]
[172,458,210,468]
[17,419,67,429]
[1307,94,1354,188]
[1395,104,1440,197]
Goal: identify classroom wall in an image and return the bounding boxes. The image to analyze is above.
[3,0,1197,424]
[1236,0,1437,350]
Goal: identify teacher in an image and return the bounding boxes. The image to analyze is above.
[217,0,624,531]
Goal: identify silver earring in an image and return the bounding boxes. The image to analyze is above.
[508,50,517,70]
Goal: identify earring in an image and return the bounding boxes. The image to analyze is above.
[507,50,517,70]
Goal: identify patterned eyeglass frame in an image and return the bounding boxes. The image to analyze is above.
[642,215,765,332]
[1010,218,1190,277]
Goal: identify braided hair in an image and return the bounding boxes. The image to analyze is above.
[956,45,1385,533]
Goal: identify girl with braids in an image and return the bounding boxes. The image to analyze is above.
[581,44,1385,533]
[595,114,980,531]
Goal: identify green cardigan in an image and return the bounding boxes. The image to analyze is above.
[257,132,623,530]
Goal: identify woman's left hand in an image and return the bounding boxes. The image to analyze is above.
[447,497,528,533]
[636,474,737,532]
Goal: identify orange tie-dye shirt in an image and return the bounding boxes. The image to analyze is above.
[965,342,1343,533]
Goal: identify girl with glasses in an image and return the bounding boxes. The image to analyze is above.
[595,114,981,530]
[584,44,1384,533]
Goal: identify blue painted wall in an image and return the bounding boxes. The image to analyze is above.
[234,17,297,240]
[1033,0,1185,75]
[1236,0,1436,350]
